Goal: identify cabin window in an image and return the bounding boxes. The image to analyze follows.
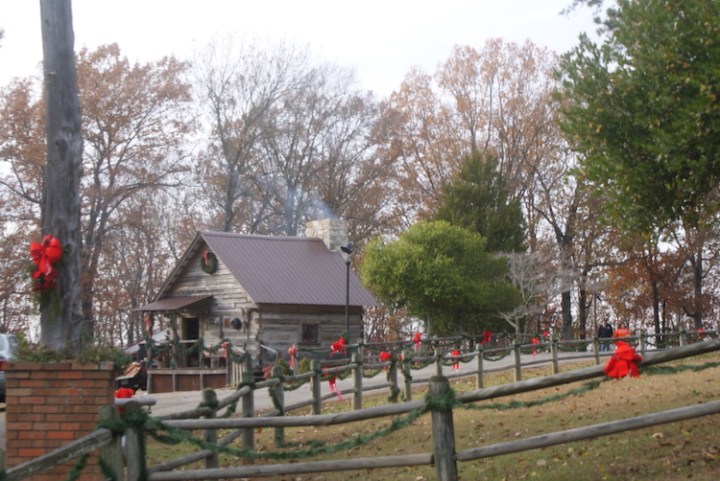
[301,324,319,344]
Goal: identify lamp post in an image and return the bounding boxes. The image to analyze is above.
[340,242,353,342]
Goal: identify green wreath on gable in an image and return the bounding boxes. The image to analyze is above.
[200,250,218,274]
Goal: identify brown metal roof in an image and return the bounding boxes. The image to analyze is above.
[138,295,212,312]
[200,231,376,307]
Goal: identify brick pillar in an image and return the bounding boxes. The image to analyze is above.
[5,361,116,481]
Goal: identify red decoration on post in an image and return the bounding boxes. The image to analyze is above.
[379,351,391,363]
[288,344,298,369]
[413,332,422,351]
[451,349,461,371]
[531,337,539,357]
[481,330,492,344]
[330,336,347,356]
[604,341,642,379]
[114,387,135,414]
[30,235,63,292]
[324,369,342,401]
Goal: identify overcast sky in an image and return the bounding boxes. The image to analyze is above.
[0,0,596,96]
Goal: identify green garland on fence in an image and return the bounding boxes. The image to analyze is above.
[99,458,120,481]
[363,366,385,378]
[144,405,426,461]
[424,387,457,412]
[643,361,720,376]
[482,350,513,362]
[63,453,90,481]
[297,345,334,355]
[360,342,413,353]
[283,378,310,391]
[407,358,436,370]
[460,380,605,411]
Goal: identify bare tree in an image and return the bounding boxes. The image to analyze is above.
[500,250,555,334]
[194,39,308,233]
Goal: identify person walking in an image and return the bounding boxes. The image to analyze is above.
[598,319,614,352]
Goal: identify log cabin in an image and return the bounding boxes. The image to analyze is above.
[136,218,376,393]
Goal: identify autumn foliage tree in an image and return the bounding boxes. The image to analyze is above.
[558,0,720,329]
[0,43,193,345]
[76,44,193,330]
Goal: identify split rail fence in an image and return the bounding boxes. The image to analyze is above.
[5,331,720,481]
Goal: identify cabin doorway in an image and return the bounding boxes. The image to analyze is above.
[182,317,200,367]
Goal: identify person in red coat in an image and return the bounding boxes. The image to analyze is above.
[612,322,632,342]
[604,341,642,378]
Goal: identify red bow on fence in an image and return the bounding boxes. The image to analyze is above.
[481,330,492,344]
[451,349,460,371]
[288,344,298,369]
[379,351,392,371]
[531,337,539,357]
[413,332,422,351]
[114,387,135,414]
[330,337,346,356]
[324,370,342,401]
[604,341,642,379]
[30,235,63,292]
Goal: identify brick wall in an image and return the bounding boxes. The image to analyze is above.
[5,361,116,481]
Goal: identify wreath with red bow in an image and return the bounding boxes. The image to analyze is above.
[200,250,218,274]
[30,235,63,293]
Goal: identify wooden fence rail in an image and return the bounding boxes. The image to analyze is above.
[5,333,720,481]
[143,337,720,481]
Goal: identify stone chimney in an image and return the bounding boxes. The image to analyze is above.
[305,218,349,251]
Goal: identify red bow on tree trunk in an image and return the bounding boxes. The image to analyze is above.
[30,235,63,291]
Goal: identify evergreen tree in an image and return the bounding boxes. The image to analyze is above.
[435,151,526,253]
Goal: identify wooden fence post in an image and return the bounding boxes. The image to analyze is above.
[429,376,458,481]
[402,350,413,401]
[435,348,443,376]
[311,360,322,415]
[98,406,124,481]
[513,341,522,382]
[551,337,560,375]
[388,355,399,403]
[475,344,484,389]
[679,329,686,346]
[639,329,647,355]
[124,401,147,481]
[593,337,600,365]
[271,366,285,447]
[203,389,219,469]
[241,355,255,452]
[352,353,363,410]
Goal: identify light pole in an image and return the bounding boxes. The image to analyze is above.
[340,242,353,342]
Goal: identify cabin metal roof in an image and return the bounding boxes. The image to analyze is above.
[139,295,213,312]
[200,231,376,307]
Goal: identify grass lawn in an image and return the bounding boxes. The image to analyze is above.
[146,352,720,480]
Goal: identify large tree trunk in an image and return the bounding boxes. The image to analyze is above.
[39,0,86,350]
[577,287,588,340]
[651,277,661,336]
[690,245,704,330]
